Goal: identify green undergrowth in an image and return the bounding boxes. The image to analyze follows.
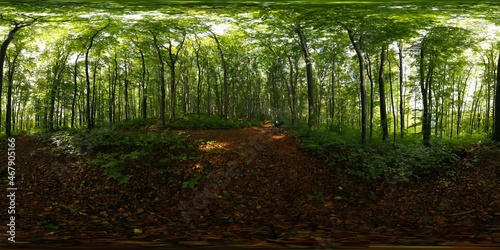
[36,116,260,184]
[168,114,262,129]
[38,120,204,184]
[295,127,478,183]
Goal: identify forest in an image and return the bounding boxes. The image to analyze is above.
[0,0,499,249]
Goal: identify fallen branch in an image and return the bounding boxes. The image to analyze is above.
[447,209,477,217]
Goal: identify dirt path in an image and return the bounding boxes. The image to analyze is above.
[0,125,498,247]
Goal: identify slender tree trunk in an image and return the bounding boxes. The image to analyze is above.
[169,64,176,121]
[206,64,211,115]
[138,49,147,119]
[91,62,98,127]
[420,43,432,147]
[193,39,202,116]
[295,23,316,128]
[110,54,118,123]
[6,52,19,136]
[211,32,228,119]
[152,32,166,127]
[1,23,31,136]
[493,53,500,141]
[71,53,80,128]
[49,61,64,132]
[398,42,405,138]
[345,26,367,143]
[365,53,375,140]
[388,57,397,141]
[85,24,107,129]
[330,57,336,123]
[378,45,388,141]
[124,62,130,120]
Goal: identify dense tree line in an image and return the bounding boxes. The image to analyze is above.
[1,2,500,145]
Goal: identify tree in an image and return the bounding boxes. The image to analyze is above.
[165,31,186,122]
[210,31,229,119]
[342,23,368,144]
[84,20,110,129]
[494,52,500,141]
[417,26,472,146]
[0,15,37,136]
[295,22,316,128]
[378,44,389,141]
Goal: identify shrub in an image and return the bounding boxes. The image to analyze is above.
[296,129,461,182]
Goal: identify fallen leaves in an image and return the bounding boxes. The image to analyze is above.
[0,129,498,247]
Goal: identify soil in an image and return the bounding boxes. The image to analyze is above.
[0,124,499,248]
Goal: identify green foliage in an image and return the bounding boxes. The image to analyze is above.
[73,127,123,152]
[258,163,267,169]
[182,173,202,189]
[41,221,60,230]
[75,124,199,184]
[112,118,157,130]
[39,130,81,156]
[157,167,175,174]
[64,205,78,214]
[297,129,461,182]
[307,191,325,203]
[92,153,130,184]
[169,114,261,130]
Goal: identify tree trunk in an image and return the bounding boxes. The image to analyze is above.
[493,53,500,141]
[138,49,147,119]
[295,23,316,128]
[1,23,31,136]
[379,45,388,141]
[420,44,433,147]
[110,54,118,123]
[85,23,108,129]
[388,57,397,141]
[71,53,80,128]
[165,35,185,122]
[152,32,166,127]
[193,39,202,116]
[211,32,228,119]
[6,52,19,136]
[398,42,405,138]
[345,26,367,144]
[365,53,375,140]
[124,62,130,121]
[330,55,336,123]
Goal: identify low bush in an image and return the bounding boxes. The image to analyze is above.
[169,114,261,129]
[296,129,461,182]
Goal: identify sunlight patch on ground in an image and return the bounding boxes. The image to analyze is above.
[270,134,286,140]
[198,140,231,152]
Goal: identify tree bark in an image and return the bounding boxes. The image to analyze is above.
[193,36,202,117]
[379,45,389,141]
[493,53,500,141]
[420,43,432,147]
[211,32,228,119]
[1,22,31,136]
[165,35,186,122]
[71,53,80,128]
[398,42,405,138]
[152,32,166,127]
[6,51,19,136]
[124,61,130,120]
[85,22,108,129]
[365,52,375,140]
[345,25,367,144]
[295,23,316,128]
[139,49,147,119]
[388,57,397,141]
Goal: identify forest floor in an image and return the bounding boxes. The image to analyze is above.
[0,124,499,249]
